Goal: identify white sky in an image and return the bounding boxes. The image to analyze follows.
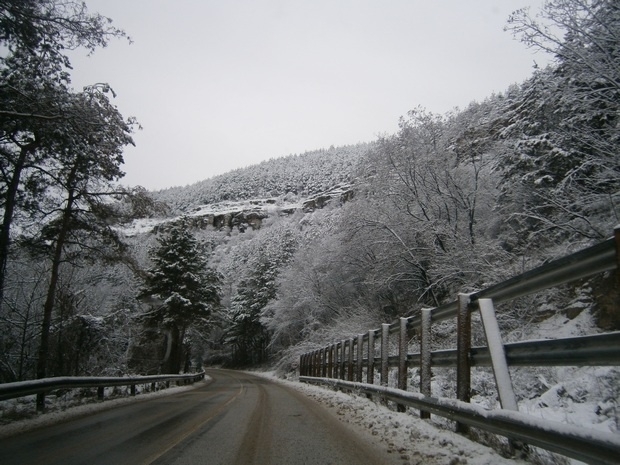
[69,0,551,190]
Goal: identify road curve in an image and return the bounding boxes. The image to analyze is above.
[0,369,401,465]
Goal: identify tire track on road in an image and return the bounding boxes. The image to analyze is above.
[234,376,273,464]
[141,375,245,465]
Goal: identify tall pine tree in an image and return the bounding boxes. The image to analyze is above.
[140,218,220,373]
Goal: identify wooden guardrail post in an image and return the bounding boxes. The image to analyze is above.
[420,308,432,419]
[356,334,364,382]
[381,323,389,386]
[367,329,375,384]
[456,293,472,433]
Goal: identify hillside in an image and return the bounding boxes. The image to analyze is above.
[152,143,372,214]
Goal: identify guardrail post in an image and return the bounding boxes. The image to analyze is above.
[381,323,389,386]
[314,350,319,377]
[347,338,354,381]
[315,350,320,377]
[336,343,341,379]
[327,345,334,378]
[456,293,472,433]
[356,334,364,382]
[342,340,348,380]
[321,348,327,377]
[36,393,45,412]
[615,225,620,284]
[367,329,375,385]
[340,340,347,380]
[478,298,518,412]
[334,342,339,379]
[420,308,432,419]
[97,386,105,401]
[131,384,136,396]
[397,317,409,412]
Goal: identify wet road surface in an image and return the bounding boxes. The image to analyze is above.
[0,369,400,465]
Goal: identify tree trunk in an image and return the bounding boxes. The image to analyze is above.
[36,167,77,410]
[0,143,36,310]
[161,325,182,374]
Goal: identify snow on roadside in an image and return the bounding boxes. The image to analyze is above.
[510,310,619,438]
[250,371,529,465]
[0,377,211,439]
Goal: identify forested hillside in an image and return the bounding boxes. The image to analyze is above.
[153,143,371,214]
[1,1,619,448]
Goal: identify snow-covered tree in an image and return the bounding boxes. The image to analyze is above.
[224,223,298,365]
[503,0,620,243]
[139,218,220,373]
[0,0,129,310]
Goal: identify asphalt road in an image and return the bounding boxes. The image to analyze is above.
[0,369,401,465]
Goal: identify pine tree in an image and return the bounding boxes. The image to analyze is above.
[225,225,297,365]
[140,218,220,373]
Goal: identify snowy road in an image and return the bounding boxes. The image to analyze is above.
[0,369,401,465]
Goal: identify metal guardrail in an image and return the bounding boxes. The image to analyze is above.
[409,234,618,326]
[299,227,620,464]
[300,377,620,465]
[0,372,205,404]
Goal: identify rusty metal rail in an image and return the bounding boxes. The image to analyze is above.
[0,372,205,408]
[299,227,620,464]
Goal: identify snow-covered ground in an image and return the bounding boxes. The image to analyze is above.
[508,310,619,439]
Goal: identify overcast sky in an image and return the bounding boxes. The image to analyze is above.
[69,0,551,190]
